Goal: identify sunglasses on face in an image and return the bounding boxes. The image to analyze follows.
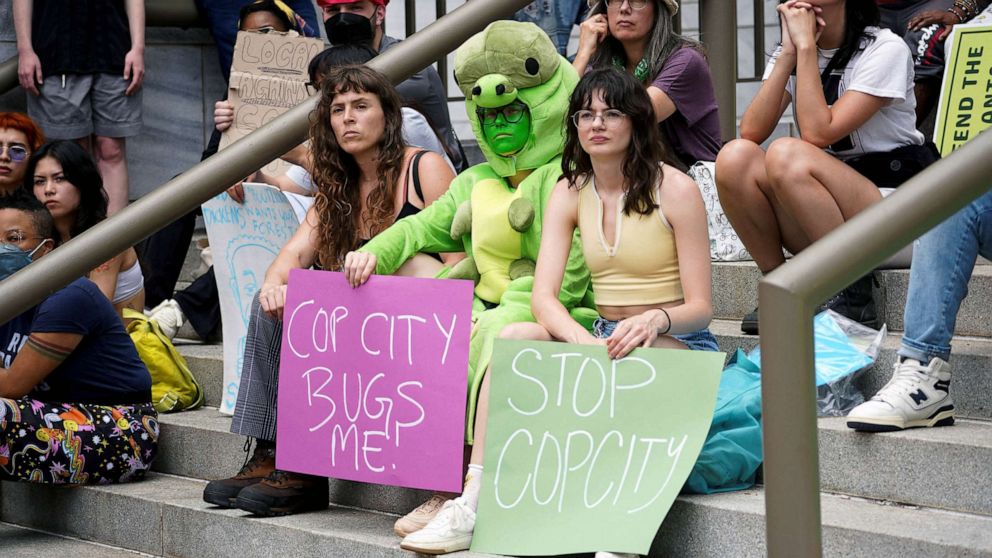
[1,145,28,163]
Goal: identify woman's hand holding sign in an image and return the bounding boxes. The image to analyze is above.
[344,251,378,288]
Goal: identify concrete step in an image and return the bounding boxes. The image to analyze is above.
[3,473,991,557]
[818,417,992,517]
[0,474,491,558]
[712,262,992,338]
[0,522,148,557]
[175,342,224,409]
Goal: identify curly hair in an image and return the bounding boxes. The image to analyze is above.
[27,141,108,238]
[562,68,671,216]
[309,65,406,270]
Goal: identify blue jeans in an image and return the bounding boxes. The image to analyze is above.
[899,189,992,362]
[513,0,588,56]
[592,317,720,352]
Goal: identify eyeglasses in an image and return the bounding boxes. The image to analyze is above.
[571,109,627,127]
[0,145,28,163]
[476,103,527,125]
[3,231,42,244]
[591,0,650,10]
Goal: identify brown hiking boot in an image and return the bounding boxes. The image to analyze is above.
[234,469,329,516]
[203,439,275,508]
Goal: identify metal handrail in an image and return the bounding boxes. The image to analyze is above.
[0,0,536,324]
[761,129,992,557]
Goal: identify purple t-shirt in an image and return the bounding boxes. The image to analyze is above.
[650,47,722,166]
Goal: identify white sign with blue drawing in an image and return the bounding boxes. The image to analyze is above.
[202,183,308,414]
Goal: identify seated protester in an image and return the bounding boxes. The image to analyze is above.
[144,0,317,340]
[876,0,991,126]
[28,141,144,318]
[573,0,721,168]
[0,112,45,197]
[201,65,455,516]
[317,0,467,172]
[847,188,992,431]
[716,0,938,335]
[0,191,157,484]
[398,68,715,557]
[151,42,459,340]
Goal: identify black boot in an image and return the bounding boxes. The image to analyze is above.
[820,274,878,328]
[203,439,275,508]
[235,470,329,516]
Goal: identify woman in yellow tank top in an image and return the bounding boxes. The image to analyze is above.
[398,69,716,558]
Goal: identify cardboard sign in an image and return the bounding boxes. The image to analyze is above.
[202,184,302,414]
[472,340,723,556]
[276,270,473,492]
[220,30,323,176]
[934,24,992,156]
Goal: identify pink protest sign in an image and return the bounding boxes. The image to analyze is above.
[275,269,473,492]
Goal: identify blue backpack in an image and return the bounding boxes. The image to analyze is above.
[683,349,763,494]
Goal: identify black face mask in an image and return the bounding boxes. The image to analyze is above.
[325,12,374,45]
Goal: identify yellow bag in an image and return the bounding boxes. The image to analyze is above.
[123,309,204,413]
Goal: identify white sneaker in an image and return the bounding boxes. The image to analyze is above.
[399,498,475,555]
[847,358,955,432]
[595,552,640,558]
[394,493,451,537]
[148,299,186,340]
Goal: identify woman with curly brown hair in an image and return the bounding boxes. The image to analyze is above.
[201,64,455,517]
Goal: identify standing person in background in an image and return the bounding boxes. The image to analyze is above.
[514,0,590,56]
[0,113,45,197]
[317,0,466,172]
[28,141,145,319]
[715,0,937,335]
[572,0,721,169]
[14,0,145,215]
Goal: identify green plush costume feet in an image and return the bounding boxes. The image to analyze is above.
[359,21,596,442]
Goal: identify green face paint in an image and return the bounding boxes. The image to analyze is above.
[479,102,532,156]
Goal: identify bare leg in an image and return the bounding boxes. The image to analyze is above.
[93,135,129,215]
[764,137,882,245]
[469,322,552,465]
[396,253,445,278]
[715,139,810,273]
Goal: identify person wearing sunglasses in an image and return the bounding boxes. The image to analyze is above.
[0,112,45,198]
[573,0,721,169]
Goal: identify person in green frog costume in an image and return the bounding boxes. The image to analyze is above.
[345,19,597,454]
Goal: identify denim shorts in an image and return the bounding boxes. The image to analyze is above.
[592,317,720,352]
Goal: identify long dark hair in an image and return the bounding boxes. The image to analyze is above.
[309,65,406,270]
[27,140,108,238]
[562,68,669,216]
[587,0,701,84]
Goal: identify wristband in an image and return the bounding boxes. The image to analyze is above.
[658,308,672,336]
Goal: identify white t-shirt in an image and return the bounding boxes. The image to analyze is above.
[762,27,924,159]
[284,107,455,194]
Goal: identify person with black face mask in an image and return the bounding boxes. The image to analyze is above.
[318,0,467,172]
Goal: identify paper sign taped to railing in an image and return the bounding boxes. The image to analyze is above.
[934,24,992,156]
[202,183,302,415]
[472,340,723,556]
[276,270,473,492]
[221,30,322,176]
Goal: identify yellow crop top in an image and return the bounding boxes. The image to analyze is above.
[577,177,683,306]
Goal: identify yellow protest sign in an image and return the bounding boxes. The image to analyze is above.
[934,25,992,156]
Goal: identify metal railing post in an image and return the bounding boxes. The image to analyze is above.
[0,0,536,324]
[699,0,737,142]
[0,57,17,98]
[760,129,992,557]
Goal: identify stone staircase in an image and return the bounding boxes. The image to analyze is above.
[3,258,992,557]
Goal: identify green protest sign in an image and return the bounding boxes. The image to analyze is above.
[472,340,723,556]
[934,24,992,156]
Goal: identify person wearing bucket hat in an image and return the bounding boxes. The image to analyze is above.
[573,0,722,169]
[316,0,465,172]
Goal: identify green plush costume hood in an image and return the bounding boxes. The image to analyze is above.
[454,20,578,178]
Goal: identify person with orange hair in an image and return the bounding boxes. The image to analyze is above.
[0,112,45,197]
